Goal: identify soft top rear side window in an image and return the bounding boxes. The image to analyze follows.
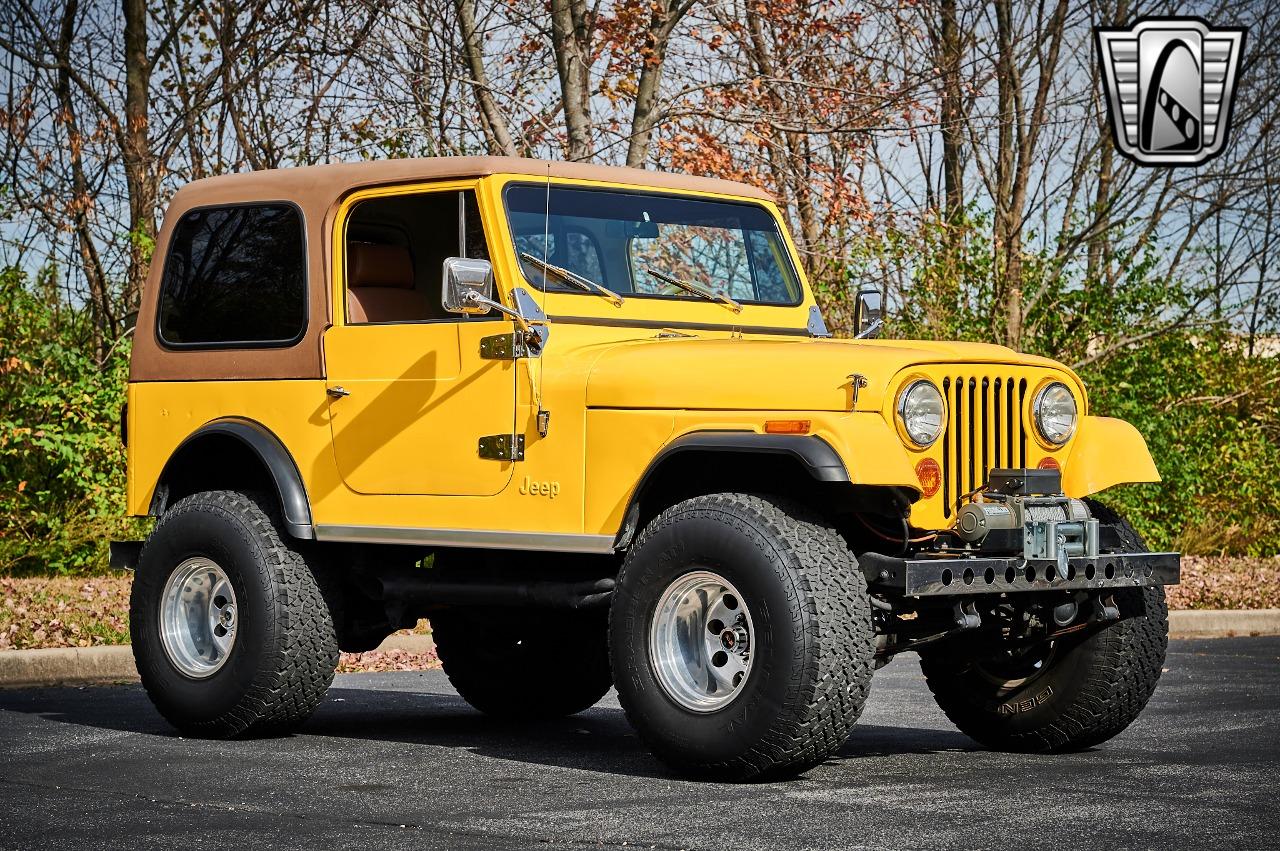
[158,203,307,348]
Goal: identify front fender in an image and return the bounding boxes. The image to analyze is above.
[819,414,919,490]
[1062,416,1160,498]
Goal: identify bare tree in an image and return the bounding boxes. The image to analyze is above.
[456,0,518,156]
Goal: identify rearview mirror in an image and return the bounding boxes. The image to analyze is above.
[442,257,495,315]
[853,288,883,339]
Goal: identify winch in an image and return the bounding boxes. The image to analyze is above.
[953,468,1100,569]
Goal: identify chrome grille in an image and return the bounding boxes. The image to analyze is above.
[941,375,1028,518]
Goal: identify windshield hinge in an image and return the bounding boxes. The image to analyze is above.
[807,306,833,338]
[478,433,525,462]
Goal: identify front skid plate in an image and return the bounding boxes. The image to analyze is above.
[861,551,1180,597]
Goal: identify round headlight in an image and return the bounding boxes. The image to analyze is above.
[1034,381,1077,446]
[896,380,945,447]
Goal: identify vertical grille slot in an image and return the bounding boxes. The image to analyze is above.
[980,377,990,483]
[966,377,976,496]
[938,370,1030,519]
[1006,377,1016,467]
[942,377,952,516]
[1018,378,1028,467]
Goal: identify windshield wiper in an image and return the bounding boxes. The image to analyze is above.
[644,267,743,314]
[519,252,624,307]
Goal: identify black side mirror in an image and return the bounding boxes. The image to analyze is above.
[853,288,882,339]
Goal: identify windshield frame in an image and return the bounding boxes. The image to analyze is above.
[500,181,806,310]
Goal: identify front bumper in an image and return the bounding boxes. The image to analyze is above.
[861,551,1180,598]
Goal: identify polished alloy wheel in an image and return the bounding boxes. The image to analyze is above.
[648,570,754,712]
[159,557,238,678]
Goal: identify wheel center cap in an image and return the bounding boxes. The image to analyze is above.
[721,630,736,650]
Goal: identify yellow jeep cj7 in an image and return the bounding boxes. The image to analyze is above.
[115,157,1177,780]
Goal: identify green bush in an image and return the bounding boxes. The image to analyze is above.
[1089,332,1280,556]
[0,266,146,575]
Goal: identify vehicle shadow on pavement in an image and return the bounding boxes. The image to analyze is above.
[302,686,981,777]
[0,682,977,781]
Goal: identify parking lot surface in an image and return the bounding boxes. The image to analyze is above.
[1,636,1277,850]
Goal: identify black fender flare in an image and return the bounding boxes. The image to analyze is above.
[613,432,850,548]
[151,418,314,540]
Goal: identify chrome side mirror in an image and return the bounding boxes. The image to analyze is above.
[442,257,495,315]
[853,287,883,339]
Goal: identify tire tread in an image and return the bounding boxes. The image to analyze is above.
[615,492,875,779]
[132,490,338,737]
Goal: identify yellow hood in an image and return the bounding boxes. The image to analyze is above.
[584,336,1076,412]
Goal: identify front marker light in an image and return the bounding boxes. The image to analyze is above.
[896,380,945,447]
[1034,381,1078,446]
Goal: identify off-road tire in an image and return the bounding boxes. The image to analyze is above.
[130,490,339,737]
[431,609,613,718]
[920,500,1168,752]
[610,492,876,781]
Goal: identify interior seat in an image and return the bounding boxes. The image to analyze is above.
[346,242,429,323]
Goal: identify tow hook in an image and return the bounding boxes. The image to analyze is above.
[953,599,981,630]
[1093,593,1120,623]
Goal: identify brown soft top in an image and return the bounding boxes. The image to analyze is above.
[131,157,772,382]
[170,156,772,208]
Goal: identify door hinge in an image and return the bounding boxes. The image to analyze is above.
[478,433,525,461]
[480,332,536,360]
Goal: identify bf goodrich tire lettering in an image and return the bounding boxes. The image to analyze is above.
[920,500,1168,752]
[610,492,876,780]
[130,490,339,737]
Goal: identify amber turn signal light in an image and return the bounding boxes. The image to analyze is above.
[764,419,811,435]
[1038,456,1060,470]
[915,458,941,497]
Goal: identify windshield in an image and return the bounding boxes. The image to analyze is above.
[504,184,802,307]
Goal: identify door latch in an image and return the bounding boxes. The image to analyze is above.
[326,385,351,398]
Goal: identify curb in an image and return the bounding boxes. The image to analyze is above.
[1168,608,1280,639]
[0,645,139,689]
[2,613,1276,688]
[0,633,436,689]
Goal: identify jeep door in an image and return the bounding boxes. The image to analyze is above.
[323,183,517,496]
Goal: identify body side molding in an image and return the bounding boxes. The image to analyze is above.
[314,525,616,554]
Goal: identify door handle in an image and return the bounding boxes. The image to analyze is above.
[326,385,350,399]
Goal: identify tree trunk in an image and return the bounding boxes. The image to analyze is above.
[121,0,155,310]
[1087,0,1126,292]
[55,0,112,358]
[455,0,518,157]
[992,0,1020,347]
[549,0,594,161]
[938,0,964,220]
[991,0,1067,349]
[625,0,688,168]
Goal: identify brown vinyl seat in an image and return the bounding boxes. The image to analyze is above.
[346,242,429,323]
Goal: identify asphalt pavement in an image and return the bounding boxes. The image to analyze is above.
[2,637,1277,850]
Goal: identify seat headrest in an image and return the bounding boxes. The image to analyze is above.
[348,242,414,289]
